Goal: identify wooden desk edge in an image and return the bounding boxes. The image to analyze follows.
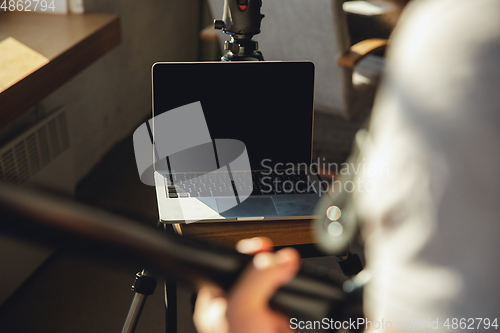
[175,171,337,247]
[0,13,121,130]
[177,219,316,247]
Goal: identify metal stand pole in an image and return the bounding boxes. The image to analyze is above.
[121,222,180,333]
[163,223,182,333]
[121,270,157,333]
[164,280,177,333]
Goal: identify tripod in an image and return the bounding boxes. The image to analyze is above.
[121,223,181,333]
[122,2,267,331]
[122,2,365,331]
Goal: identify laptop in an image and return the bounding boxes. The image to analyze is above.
[152,61,325,223]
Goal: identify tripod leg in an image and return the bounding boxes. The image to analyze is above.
[121,270,157,333]
[122,293,148,333]
[164,280,177,333]
[163,223,181,333]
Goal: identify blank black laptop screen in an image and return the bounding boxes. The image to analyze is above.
[152,61,315,170]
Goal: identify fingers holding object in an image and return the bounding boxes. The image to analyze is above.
[236,237,274,254]
[229,247,301,309]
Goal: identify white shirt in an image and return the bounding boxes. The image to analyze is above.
[355,0,500,329]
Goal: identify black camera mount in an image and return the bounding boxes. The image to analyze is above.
[214,0,265,61]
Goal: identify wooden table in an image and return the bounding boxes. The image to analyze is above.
[0,12,121,129]
[177,218,316,248]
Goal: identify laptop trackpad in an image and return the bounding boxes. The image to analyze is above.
[216,197,278,218]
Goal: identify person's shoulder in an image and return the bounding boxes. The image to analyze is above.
[390,0,500,63]
[381,0,500,121]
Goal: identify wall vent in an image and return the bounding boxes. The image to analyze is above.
[0,110,70,184]
[0,107,74,306]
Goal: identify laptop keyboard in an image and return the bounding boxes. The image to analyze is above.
[165,170,318,198]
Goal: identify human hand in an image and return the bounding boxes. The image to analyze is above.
[193,237,301,333]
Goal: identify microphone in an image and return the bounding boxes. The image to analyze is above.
[213,0,265,61]
[0,183,361,325]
